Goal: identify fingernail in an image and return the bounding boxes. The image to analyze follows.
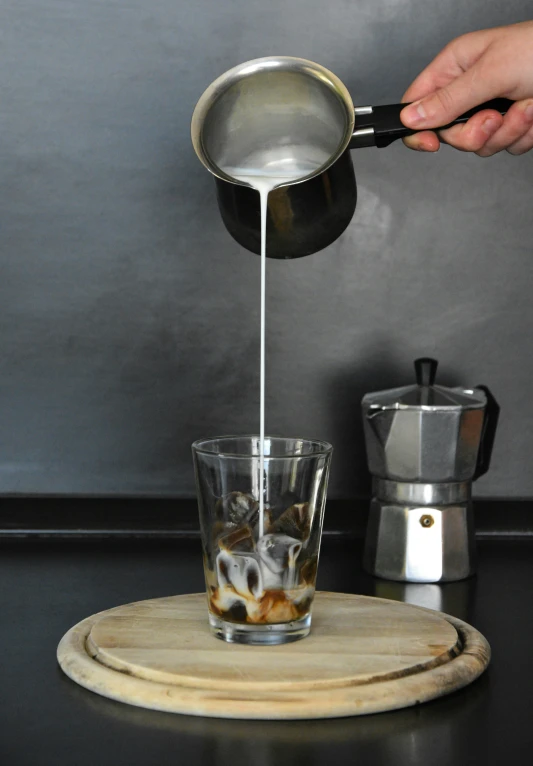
[402,101,427,126]
[525,102,533,119]
[481,117,499,135]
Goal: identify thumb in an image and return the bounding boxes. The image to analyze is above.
[401,59,500,129]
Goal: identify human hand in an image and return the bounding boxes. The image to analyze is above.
[400,21,533,156]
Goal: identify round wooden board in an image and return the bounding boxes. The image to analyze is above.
[57,592,490,720]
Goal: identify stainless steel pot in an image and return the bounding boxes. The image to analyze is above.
[192,57,511,259]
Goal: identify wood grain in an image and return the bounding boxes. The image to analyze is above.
[57,592,490,719]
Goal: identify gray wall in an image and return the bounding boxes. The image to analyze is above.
[1,0,532,497]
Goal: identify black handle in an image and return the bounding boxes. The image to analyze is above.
[354,98,513,148]
[473,385,500,481]
[414,357,438,387]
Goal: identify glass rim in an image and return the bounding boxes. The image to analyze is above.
[191,434,333,460]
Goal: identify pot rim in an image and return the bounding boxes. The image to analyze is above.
[191,56,355,189]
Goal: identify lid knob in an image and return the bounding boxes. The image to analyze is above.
[415,357,438,387]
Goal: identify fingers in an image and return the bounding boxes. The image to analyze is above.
[401,49,464,104]
[399,22,533,155]
[476,99,533,156]
[401,55,506,131]
[437,109,504,152]
[507,123,533,155]
[402,131,441,152]
[402,102,533,155]
[402,29,497,104]
[403,110,503,153]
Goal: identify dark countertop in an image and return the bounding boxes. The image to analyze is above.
[2,537,532,766]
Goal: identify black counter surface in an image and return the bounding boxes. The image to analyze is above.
[1,537,532,766]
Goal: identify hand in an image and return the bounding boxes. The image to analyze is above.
[400,21,533,156]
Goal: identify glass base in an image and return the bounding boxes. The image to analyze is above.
[209,612,311,645]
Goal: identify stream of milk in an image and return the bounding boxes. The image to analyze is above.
[225,148,329,537]
[229,174,289,538]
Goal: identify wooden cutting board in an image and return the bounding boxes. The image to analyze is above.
[57,591,490,720]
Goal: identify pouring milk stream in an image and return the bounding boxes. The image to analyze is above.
[221,147,330,534]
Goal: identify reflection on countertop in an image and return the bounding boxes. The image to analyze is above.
[369,578,476,622]
[61,669,489,766]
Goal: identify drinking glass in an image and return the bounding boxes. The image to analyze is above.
[192,436,332,645]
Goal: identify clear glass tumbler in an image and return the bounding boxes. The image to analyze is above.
[192,436,332,645]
